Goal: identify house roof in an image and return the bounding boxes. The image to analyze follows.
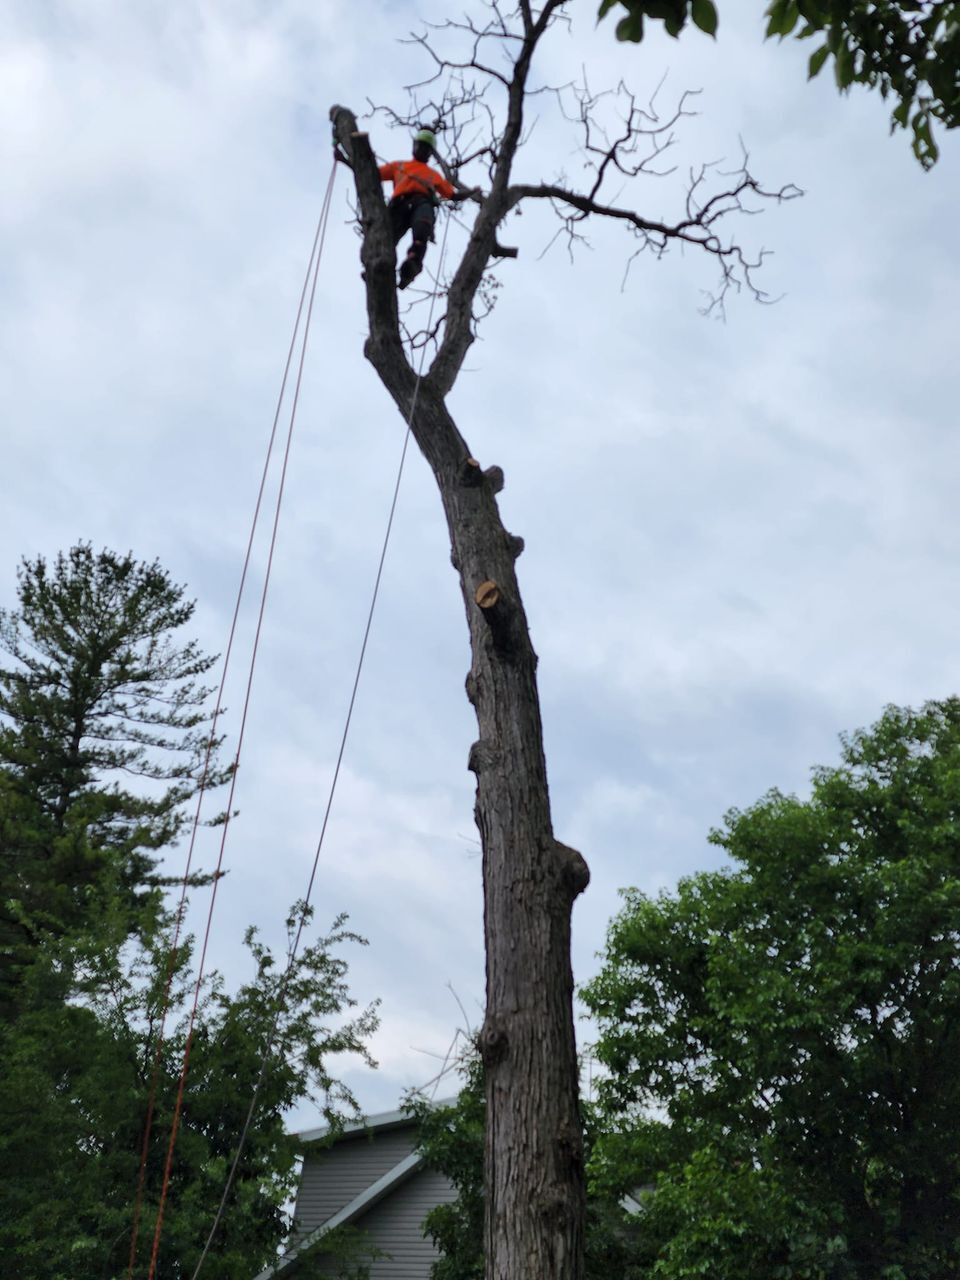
[253,1150,424,1279]
[296,1099,457,1146]
[256,1099,458,1278]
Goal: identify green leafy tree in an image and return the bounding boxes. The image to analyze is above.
[0,544,230,1009]
[582,699,960,1278]
[407,1059,486,1280]
[0,544,380,1277]
[598,0,960,167]
[0,900,378,1279]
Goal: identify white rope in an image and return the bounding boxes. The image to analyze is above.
[189,197,456,1280]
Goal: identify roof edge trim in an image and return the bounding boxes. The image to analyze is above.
[252,1150,423,1279]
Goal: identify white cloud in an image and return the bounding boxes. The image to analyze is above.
[3,0,959,1130]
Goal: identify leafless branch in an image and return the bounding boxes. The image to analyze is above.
[333,0,801,391]
[509,161,801,313]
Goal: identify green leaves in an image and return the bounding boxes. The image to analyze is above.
[833,38,856,90]
[765,0,800,37]
[0,544,234,979]
[616,9,645,40]
[583,699,960,1277]
[0,906,376,1280]
[599,1,957,168]
[0,543,378,1278]
[597,0,718,41]
[807,43,831,79]
[691,0,719,36]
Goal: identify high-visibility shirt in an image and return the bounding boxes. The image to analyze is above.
[378,159,456,202]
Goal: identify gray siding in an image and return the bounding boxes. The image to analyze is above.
[358,1167,458,1277]
[311,1167,458,1279]
[293,1125,419,1232]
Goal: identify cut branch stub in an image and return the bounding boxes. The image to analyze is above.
[460,457,505,492]
[554,840,591,900]
[475,580,501,610]
[504,531,525,559]
[479,1016,509,1067]
[483,465,505,494]
[474,579,522,658]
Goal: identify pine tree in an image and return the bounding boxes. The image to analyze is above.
[0,543,229,1012]
[0,545,379,1276]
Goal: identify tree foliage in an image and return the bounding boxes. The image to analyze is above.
[582,699,960,1278]
[0,544,232,1011]
[0,901,378,1279]
[598,0,960,167]
[0,544,378,1277]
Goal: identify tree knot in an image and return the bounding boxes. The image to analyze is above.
[554,840,590,898]
[478,1017,508,1066]
[474,580,522,657]
[483,465,505,494]
[468,738,499,775]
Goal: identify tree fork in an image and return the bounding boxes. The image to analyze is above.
[331,102,589,1280]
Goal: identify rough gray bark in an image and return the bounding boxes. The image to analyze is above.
[331,87,589,1280]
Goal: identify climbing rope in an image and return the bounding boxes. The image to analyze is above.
[131,160,339,1280]
[188,201,455,1280]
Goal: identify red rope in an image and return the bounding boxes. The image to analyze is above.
[125,159,338,1280]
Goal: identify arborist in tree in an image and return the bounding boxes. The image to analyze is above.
[377,128,474,289]
[333,124,479,290]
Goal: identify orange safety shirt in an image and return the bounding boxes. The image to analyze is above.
[378,159,456,202]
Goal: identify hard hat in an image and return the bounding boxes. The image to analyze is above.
[413,128,437,149]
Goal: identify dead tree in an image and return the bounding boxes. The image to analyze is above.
[331,4,798,1277]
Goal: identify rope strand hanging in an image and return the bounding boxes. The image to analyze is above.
[127,161,338,1280]
[188,199,455,1280]
[133,125,456,1273]
[133,160,338,1280]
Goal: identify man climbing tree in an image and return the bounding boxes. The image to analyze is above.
[379,128,477,288]
[331,2,797,1275]
[337,125,478,289]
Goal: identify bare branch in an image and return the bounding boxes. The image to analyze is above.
[336,0,801,401]
[429,2,569,394]
[507,166,802,309]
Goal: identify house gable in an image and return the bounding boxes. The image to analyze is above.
[294,1124,419,1231]
[256,1106,457,1279]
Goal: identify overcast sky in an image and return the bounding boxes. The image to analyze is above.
[3,0,959,1127]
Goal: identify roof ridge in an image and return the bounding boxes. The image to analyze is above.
[296,1096,458,1144]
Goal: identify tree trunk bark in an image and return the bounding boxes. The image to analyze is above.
[412,385,590,1280]
[330,105,589,1280]
[419,390,590,1280]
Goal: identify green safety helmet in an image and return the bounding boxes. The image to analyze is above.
[413,128,437,150]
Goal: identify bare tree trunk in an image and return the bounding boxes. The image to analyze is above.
[331,19,789,1256]
[413,389,590,1280]
[330,109,589,1280]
